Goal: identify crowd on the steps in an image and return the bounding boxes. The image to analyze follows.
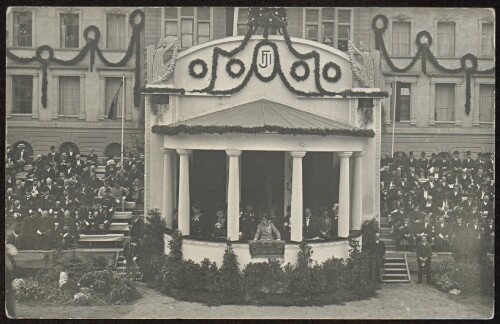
[5,144,145,250]
[381,150,495,254]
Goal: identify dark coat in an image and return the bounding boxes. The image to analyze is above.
[416,242,432,260]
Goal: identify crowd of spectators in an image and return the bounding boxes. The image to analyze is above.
[5,144,145,250]
[381,150,495,254]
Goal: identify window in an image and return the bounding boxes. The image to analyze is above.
[58,76,80,116]
[105,77,125,117]
[164,7,212,48]
[236,7,249,35]
[392,21,411,55]
[12,75,33,114]
[435,84,455,121]
[303,8,352,51]
[390,82,411,122]
[13,12,32,46]
[234,8,277,36]
[106,14,126,49]
[436,22,455,56]
[60,13,79,48]
[481,23,494,57]
[479,84,494,122]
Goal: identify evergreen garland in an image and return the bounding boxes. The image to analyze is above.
[189,26,387,98]
[372,14,494,116]
[226,58,246,78]
[290,61,310,82]
[188,59,209,79]
[6,9,144,109]
[152,124,375,138]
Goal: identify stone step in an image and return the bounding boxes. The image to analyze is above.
[384,262,406,266]
[382,273,409,278]
[382,279,411,283]
[383,268,408,273]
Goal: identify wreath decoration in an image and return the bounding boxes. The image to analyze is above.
[226,58,246,78]
[188,59,208,79]
[322,62,342,83]
[290,61,310,82]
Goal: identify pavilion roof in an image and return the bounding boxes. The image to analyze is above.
[152,99,375,137]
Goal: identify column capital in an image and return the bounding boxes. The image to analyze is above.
[353,151,364,158]
[176,149,192,155]
[226,149,242,157]
[161,148,175,155]
[290,151,306,158]
[338,151,353,159]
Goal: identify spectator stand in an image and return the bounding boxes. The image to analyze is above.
[378,150,495,282]
[5,144,145,279]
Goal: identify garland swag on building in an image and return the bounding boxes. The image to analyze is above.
[372,14,495,116]
[7,9,145,108]
[186,8,388,98]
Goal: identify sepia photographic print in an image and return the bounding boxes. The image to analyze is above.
[4,4,495,320]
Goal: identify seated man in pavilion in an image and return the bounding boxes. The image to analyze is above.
[212,207,227,240]
[254,212,281,241]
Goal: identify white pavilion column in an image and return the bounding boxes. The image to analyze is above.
[351,151,364,231]
[161,148,175,228]
[226,150,242,241]
[177,149,192,236]
[338,152,353,238]
[290,151,306,242]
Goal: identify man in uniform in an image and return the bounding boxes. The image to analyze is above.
[416,234,432,284]
[317,207,333,240]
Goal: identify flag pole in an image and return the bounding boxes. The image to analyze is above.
[391,75,398,158]
[121,74,125,165]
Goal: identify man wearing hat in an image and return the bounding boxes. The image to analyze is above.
[461,193,475,212]
[59,153,69,174]
[449,183,463,207]
[20,209,39,250]
[462,151,475,172]
[451,151,462,176]
[485,152,494,178]
[15,143,29,172]
[407,151,418,170]
[428,153,438,170]
[398,216,416,252]
[47,145,60,166]
[35,210,55,250]
[100,188,116,233]
[418,152,428,177]
[86,148,99,167]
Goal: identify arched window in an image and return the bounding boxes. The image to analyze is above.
[13,141,33,163]
[59,142,80,155]
[105,143,124,159]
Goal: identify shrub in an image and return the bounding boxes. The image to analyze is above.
[321,257,348,291]
[140,209,168,281]
[242,259,290,295]
[431,260,493,296]
[218,242,242,292]
[151,235,377,306]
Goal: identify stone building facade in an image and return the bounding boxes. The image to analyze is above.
[6,7,145,160]
[143,7,495,156]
